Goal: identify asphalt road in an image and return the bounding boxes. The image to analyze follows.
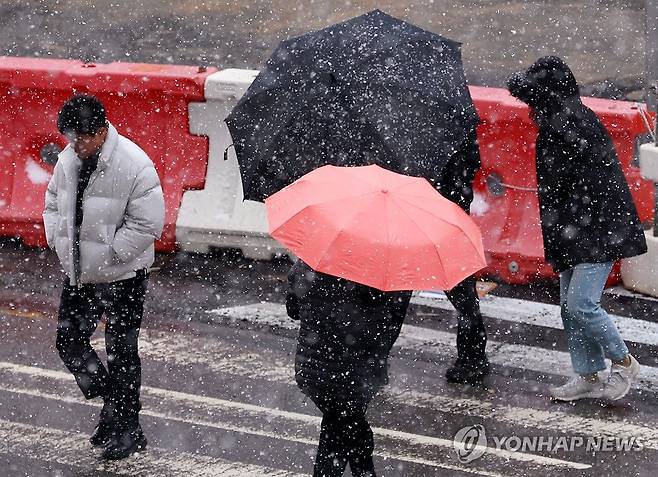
[1,242,658,476]
[1,2,657,474]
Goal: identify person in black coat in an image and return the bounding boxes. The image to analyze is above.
[286,259,411,477]
[507,56,647,402]
[435,126,490,384]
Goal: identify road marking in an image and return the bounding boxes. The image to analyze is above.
[605,286,658,303]
[207,302,658,393]
[0,306,49,320]
[4,305,657,464]
[0,418,304,477]
[200,304,658,447]
[0,360,588,473]
[412,291,658,346]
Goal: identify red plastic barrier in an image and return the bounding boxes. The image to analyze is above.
[470,86,654,284]
[0,59,652,286]
[0,57,217,251]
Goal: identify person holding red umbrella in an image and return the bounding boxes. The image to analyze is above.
[286,260,410,477]
[271,165,487,476]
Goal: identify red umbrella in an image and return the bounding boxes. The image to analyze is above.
[265,164,486,291]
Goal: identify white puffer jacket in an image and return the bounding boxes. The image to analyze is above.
[43,124,165,285]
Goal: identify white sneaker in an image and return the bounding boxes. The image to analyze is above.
[549,376,604,401]
[603,355,640,401]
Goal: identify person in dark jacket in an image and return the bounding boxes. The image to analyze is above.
[286,260,412,477]
[507,56,647,401]
[435,126,490,384]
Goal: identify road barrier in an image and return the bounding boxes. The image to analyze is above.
[0,56,215,251]
[1,58,653,284]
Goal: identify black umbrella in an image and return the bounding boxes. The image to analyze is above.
[226,9,479,202]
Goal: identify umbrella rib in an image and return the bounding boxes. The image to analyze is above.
[383,191,392,291]
[384,195,449,286]
[390,194,477,252]
[393,193,485,278]
[393,190,474,228]
[312,192,382,275]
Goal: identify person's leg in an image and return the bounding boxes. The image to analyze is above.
[550,267,606,401]
[445,276,488,384]
[560,267,607,377]
[56,279,113,445]
[346,413,376,477]
[566,263,629,366]
[55,279,107,399]
[101,272,148,460]
[314,411,349,477]
[564,263,639,400]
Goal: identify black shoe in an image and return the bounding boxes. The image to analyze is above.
[102,427,147,460]
[90,402,115,447]
[89,421,115,447]
[446,357,490,384]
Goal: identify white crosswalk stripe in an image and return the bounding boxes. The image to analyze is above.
[412,291,658,346]
[0,418,304,477]
[0,360,589,475]
[206,302,658,393]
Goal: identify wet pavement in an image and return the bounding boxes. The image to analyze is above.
[2,2,658,475]
[1,241,658,476]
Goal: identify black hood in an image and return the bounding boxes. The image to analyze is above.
[507,56,580,108]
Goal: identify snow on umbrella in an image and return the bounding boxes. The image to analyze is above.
[265,164,486,291]
[226,9,479,202]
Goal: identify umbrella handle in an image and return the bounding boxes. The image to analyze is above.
[224,143,235,161]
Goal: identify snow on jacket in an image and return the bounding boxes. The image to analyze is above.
[287,260,411,411]
[43,123,165,285]
[534,108,647,272]
[507,56,647,272]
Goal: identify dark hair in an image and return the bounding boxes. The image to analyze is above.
[57,94,107,135]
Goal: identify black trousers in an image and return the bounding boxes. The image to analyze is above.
[437,135,488,363]
[313,406,375,477]
[55,272,148,432]
[445,275,487,362]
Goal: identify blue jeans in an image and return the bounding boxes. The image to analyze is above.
[560,262,629,375]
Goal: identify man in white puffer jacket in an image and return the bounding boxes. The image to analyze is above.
[43,95,165,460]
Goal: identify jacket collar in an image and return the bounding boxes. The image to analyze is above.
[95,122,119,171]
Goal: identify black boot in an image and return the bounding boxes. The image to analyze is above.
[90,401,115,447]
[445,278,489,385]
[446,357,490,384]
[102,426,147,460]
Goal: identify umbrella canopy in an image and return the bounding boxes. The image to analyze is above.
[227,9,479,201]
[265,164,486,291]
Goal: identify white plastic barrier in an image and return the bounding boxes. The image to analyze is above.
[176,69,288,259]
[621,143,658,296]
